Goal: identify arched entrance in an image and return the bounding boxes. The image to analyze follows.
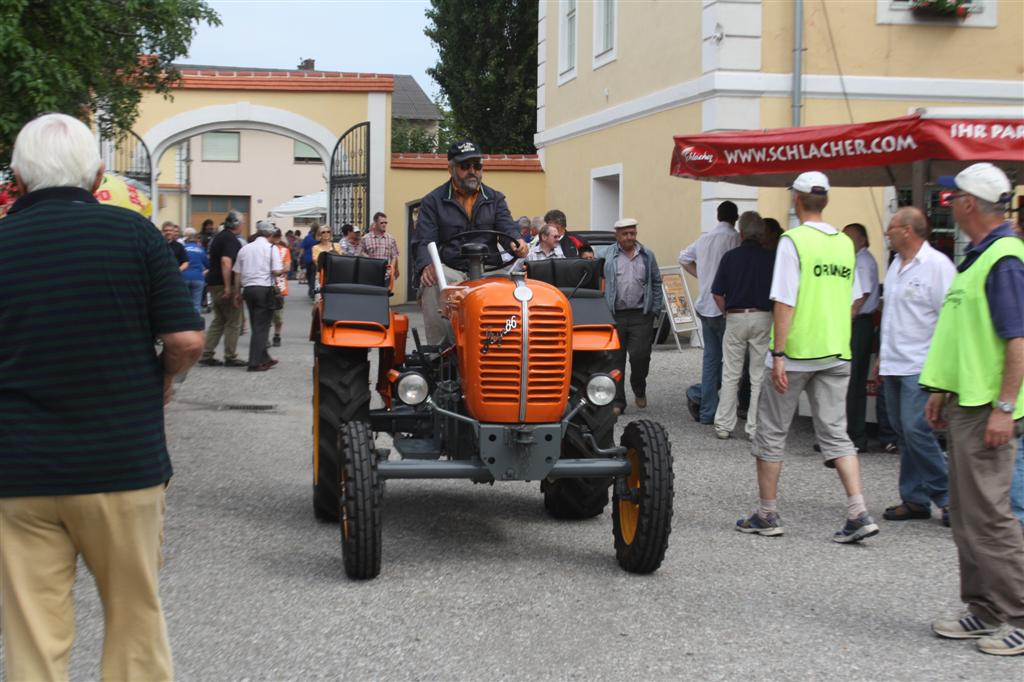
[141,103,347,223]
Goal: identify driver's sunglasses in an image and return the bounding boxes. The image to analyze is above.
[459,161,483,171]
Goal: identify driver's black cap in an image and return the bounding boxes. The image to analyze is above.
[448,140,482,163]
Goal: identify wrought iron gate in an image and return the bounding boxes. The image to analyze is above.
[328,122,370,235]
[98,129,152,193]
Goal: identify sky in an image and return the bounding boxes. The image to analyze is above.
[185,0,441,100]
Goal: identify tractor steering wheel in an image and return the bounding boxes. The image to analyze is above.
[451,229,525,265]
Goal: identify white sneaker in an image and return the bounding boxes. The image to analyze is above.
[932,613,1000,639]
[977,623,1024,656]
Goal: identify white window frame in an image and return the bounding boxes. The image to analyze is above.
[590,163,623,230]
[592,0,617,70]
[558,0,578,86]
[876,0,997,28]
[201,131,240,162]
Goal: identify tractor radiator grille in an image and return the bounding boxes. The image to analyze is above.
[477,304,569,406]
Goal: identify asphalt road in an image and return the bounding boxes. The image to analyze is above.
[3,293,1021,680]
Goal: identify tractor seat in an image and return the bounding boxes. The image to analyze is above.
[526,257,604,291]
[319,254,390,327]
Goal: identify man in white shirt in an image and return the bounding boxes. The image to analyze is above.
[527,224,565,261]
[679,201,740,424]
[736,171,879,544]
[232,220,285,372]
[877,206,956,525]
[843,222,881,451]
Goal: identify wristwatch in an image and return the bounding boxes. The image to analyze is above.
[770,350,785,358]
[995,400,1015,414]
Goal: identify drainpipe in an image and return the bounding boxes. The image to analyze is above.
[792,0,803,128]
[788,0,804,228]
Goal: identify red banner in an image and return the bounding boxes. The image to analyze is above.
[671,114,1024,186]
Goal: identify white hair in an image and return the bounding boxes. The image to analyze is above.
[11,113,102,192]
[183,227,197,240]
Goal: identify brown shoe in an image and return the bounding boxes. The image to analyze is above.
[883,502,931,521]
[635,396,647,409]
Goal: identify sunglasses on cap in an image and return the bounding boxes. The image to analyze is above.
[459,160,483,171]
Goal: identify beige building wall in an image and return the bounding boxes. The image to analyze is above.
[187,130,326,230]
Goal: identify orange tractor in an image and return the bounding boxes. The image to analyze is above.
[310,232,674,579]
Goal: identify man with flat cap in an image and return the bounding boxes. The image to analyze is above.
[736,171,878,545]
[604,218,664,414]
[923,163,1024,656]
[412,140,529,343]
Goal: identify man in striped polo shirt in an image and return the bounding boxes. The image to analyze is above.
[0,113,204,681]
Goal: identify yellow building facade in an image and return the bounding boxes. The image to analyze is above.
[536,0,1024,267]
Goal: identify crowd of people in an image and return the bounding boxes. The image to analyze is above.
[1,114,1022,681]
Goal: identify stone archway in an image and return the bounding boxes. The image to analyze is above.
[142,102,339,222]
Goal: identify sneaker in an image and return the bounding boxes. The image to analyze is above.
[933,613,1000,639]
[832,513,879,544]
[198,357,223,367]
[883,442,899,454]
[883,502,932,521]
[977,623,1024,656]
[272,335,281,347]
[735,512,784,537]
[715,429,731,440]
[634,395,647,409]
[223,358,247,367]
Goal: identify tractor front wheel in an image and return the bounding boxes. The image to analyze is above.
[612,419,674,574]
[339,421,382,579]
[312,345,370,522]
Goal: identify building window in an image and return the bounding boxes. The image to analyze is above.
[201,131,240,162]
[294,140,320,164]
[876,0,996,28]
[591,163,623,232]
[593,0,616,69]
[558,0,577,85]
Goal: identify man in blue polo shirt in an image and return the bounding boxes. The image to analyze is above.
[710,211,776,440]
[0,113,204,680]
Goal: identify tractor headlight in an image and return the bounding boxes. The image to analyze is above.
[396,372,430,406]
[586,374,616,406]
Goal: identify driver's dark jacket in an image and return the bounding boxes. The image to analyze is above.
[412,180,520,275]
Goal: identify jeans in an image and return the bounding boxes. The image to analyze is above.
[686,314,726,423]
[875,383,898,447]
[1012,437,1024,526]
[883,374,949,508]
[184,278,204,315]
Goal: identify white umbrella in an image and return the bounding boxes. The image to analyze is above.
[269,191,327,218]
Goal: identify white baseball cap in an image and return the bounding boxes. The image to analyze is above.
[937,163,1012,205]
[790,171,830,195]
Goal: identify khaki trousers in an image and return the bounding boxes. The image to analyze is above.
[418,265,469,345]
[946,401,1024,628]
[714,311,772,438]
[202,284,242,360]
[0,485,173,682]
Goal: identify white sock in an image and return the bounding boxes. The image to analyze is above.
[758,498,778,519]
[847,494,867,520]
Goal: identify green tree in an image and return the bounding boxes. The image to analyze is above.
[0,0,220,173]
[425,0,537,154]
[391,119,438,154]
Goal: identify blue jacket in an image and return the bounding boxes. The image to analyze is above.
[603,242,664,316]
[301,233,317,266]
[411,181,520,274]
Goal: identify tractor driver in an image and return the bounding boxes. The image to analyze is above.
[412,140,529,344]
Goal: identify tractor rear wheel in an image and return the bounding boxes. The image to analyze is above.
[339,421,382,579]
[612,419,674,574]
[312,344,370,522]
[542,351,615,519]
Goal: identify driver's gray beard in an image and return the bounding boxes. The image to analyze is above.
[457,175,480,193]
